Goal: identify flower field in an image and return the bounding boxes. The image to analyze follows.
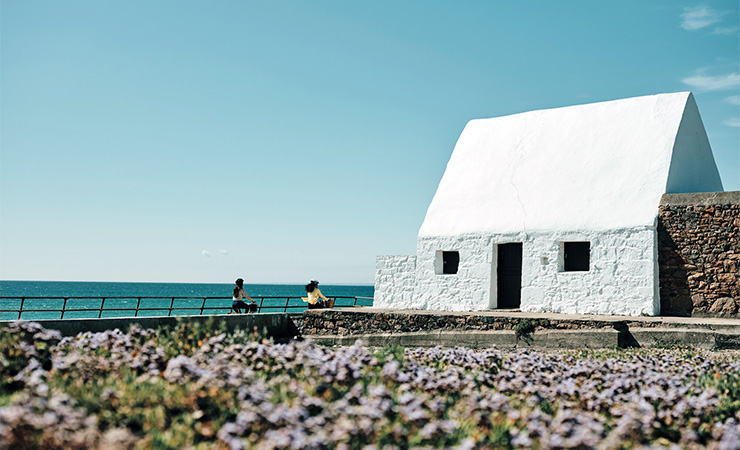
[1,320,739,450]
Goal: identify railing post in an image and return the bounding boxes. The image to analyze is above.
[284,297,290,313]
[99,298,106,318]
[61,298,68,319]
[200,298,206,315]
[354,297,358,307]
[168,298,175,316]
[135,298,141,317]
[258,297,264,314]
[18,298,25,320]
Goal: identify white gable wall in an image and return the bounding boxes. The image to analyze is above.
[665,94,724,193]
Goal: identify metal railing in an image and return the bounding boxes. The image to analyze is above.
[0,296,374,320]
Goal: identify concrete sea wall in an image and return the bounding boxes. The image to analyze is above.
[3,309,740,350]
[3,313,301,339]
[299,309,740,350]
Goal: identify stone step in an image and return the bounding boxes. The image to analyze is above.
[306,329,621,350]
[625,327,740,350]
[306,326,740,350]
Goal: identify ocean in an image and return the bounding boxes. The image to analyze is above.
[0,280,374,321]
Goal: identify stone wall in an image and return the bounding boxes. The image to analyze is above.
[659,192,740,317]
[301,310,604,336]
[299,309,672,337]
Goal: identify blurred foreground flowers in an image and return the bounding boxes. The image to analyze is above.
[1,320,739,449]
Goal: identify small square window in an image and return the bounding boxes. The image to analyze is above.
[563,242,590,272]
[442,251,459,274]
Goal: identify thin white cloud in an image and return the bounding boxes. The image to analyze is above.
[219,249,229,255]
[725,95,740,106]
[202,250,211,258]
[723,118,740,127]
[681,6,723,31]
[713,26,739,35]
[681,72,740,91]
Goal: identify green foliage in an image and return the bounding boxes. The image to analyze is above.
[0,331,30,393]
[649,341,689,350]
[539,398,555,415]
[485,415,514,449]
[514,318,541,339]
[57,370,237,447]
[156,318,228,359]
[701,371,740,422]
[374,344,406,364]
[569,346,628,361]
[0,324,60,394]
[513,318,552,340]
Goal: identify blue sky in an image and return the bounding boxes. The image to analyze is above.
[1,1,738,284]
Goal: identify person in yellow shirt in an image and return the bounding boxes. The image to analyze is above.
[302,280,333,309]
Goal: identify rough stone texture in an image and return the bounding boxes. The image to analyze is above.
[659,191,740,318]
[301,310,621,337]
[305,329,621,350]
[299,309,740,348]
[520,228,657,316]
[381,227,658,316]
[374,255,416,309]
[411,234,502,311]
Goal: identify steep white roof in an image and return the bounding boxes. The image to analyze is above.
[419,92,723,237]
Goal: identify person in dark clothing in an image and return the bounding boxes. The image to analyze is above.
[230,278,257,313]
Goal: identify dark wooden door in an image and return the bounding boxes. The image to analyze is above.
[497,243,522,308]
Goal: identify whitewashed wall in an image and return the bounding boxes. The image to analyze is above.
[394,226,659,316]
[520,227,658,316]
[374,255,417,308]
[412,233,523,311]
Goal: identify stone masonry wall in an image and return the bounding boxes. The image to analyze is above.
[659,192,740,317]
[299,309,667,338]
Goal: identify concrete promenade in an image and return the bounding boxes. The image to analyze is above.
[3,308,740,350]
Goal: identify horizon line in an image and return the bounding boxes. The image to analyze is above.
[0,279,375,286]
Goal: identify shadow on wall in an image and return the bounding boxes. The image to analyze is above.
[658,194,740,318]
[658,220,692,317]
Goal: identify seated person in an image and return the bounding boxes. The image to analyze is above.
[231,278,257,313]
[302,280,332,309]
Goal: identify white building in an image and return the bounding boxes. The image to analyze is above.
[375,92,723,316]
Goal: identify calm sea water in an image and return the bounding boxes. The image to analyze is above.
[0,281,374,321]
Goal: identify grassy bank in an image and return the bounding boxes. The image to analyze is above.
[1,320,739,449]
